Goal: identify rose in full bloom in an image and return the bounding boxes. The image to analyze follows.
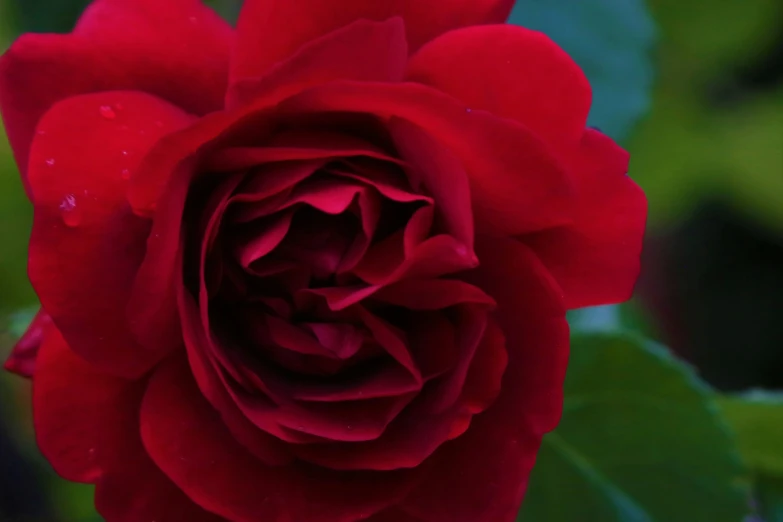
[1,0,646,520]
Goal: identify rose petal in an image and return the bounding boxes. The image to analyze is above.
[3,308,52,378]
[372,279,495,310]
[365,509,424,522]
[278,81,574,235]
[407,25,591,151]
[141,355,416,522]
[27,91,194,377]
[234,211,294,268]
[228,18,408,108]
[389,118,474,249]
[0,0,231,194]
[524,129,647,309]
[31,327,228,522]
[424,306,489,413]
[232,0,514,80]
[95,451,227,522]
[180,287,295,464]
[211,132,401,174]
[401,236,569,521]
[291,364,420,403]
[288,316,499,473]
[126,160,195,357]
[33,327,138,483]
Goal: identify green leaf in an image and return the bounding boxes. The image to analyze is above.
[7,0,91,33]
[6,306,37,339]
[719,391,783,477]
[567,305,622,332]
[508,0,656,142]
[519,333,749,522]
[756,474,783,522]
[719,392,783,521]
[205,0,242,23]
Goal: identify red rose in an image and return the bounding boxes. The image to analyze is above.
[1,0,646,521]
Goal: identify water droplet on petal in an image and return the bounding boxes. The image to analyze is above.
[121,168,131,180]
[45,158,55,166]
[466,108,472,113]
[99,105,116,120]
[121,150,129,157]
[59,194,81,227]
[36,129,46,136]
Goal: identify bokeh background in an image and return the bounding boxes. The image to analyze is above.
[0,0,781,520]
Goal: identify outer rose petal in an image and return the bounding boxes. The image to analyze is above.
[0,0,231,194]
[3,308,51,378]
[232,0,515,81]
[524,129,647,309]
[227,18,408,108]
[407,25,591,151]
[33,328,225,522]
[400,236,569,521]
[27,91,195,377]
[141,356,418,522]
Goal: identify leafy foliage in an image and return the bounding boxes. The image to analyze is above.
[520,333,749,522]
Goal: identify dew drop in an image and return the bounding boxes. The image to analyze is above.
[466,108,472,113]
[36,129,46,136]
[99,105,116,120]
[121,150,129,157]
[45,158,55,166]
[59,194,81,227]
[121,168,131,180]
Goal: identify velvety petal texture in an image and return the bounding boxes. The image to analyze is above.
[0,0,231,195]
[1,0,646,521]
[33,329,225,522]
[27,90,194,377]
[232,0,516,81]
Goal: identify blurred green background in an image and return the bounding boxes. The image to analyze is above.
[1,0,782,520]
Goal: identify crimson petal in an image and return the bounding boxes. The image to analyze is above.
[0,0,231,194]
[228,18,408,108]
[524,129,647,309]
[141,355,417,522]
[32,328,222,522]
[277,81,575,236]
[27,91,194,377]
[232,0,514,80]
[400,236,569,522]
[407,25,592,152]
